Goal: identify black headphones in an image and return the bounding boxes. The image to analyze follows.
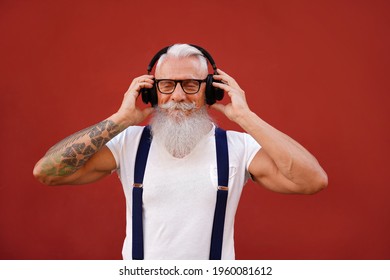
[140,44,224,106]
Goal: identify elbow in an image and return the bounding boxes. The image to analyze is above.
[305,169,328,195]
[319,171,328,190]
[33,164,58,186]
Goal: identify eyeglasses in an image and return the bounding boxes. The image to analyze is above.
[155,79,207,94]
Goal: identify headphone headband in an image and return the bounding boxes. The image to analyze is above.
[146,44,217,74]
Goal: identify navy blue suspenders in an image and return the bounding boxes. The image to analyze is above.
[132,126,229,260]
[209,127,229,260]
[132,126,152,260]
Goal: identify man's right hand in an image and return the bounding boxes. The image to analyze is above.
[114,75,155,127]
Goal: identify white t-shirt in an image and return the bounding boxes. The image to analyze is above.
[106,125,261,260]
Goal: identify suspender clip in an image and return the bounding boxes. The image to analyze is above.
[133,183,143,188]
[218,186,229,191]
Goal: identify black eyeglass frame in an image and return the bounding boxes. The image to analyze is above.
[155,79,207,95]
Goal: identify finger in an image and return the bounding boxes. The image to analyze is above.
[213,76,236,87]
[138,74,154,80]
[209,103,225,114]
[142,107,155,117]
[214,71,239,87]
[135,82,154,94]
[212,81,233,95]
[141,78,155,83]
[135,76,154,86]
[212,75,225,82]
[130,75,154,87]
[139,76,154,83]
[216,68,232,78]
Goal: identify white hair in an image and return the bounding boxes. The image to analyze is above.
[155,44,208,74]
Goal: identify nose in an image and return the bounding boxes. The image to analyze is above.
[170,83,187,102]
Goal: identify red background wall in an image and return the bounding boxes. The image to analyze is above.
[1,0,389,259]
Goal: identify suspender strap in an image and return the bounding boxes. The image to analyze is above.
[209,127,229,260]
[132,126,229,260]
[132,126,152,260]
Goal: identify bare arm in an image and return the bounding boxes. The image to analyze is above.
[211,69,328,194]
[33,118,123,185]
[33,75,155,186]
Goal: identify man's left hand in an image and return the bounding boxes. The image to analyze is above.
[210,69,251,124]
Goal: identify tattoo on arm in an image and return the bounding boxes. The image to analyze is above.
[42,119,122,176]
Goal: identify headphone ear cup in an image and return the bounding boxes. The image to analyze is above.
[141,85,158,107]
[149,85,158,107]
[141,88,150,104]
[214,80,224,102]
[205,74,215,105]
[205,74,224,105]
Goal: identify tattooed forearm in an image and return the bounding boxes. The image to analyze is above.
[41,119,122,176]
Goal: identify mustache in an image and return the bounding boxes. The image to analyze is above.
[159,101,197,111]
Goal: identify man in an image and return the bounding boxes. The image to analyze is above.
[33,44,327,260]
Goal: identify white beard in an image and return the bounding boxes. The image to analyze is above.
[150,101,213,158]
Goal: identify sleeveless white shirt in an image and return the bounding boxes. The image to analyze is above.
[106,125,261,259]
